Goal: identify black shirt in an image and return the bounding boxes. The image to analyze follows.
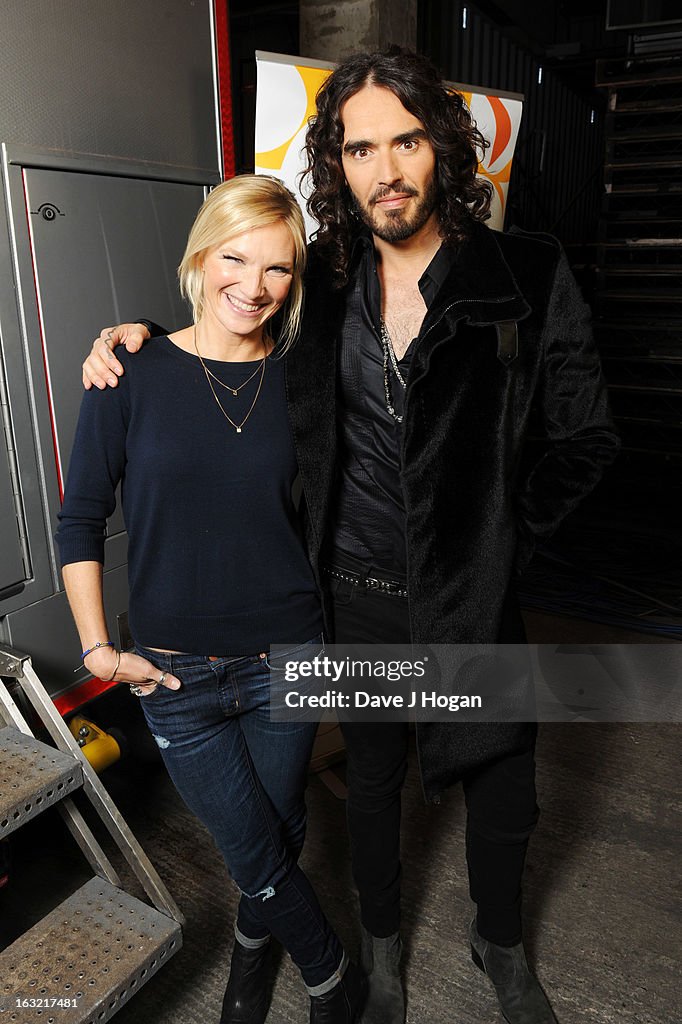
[328,234,456,578]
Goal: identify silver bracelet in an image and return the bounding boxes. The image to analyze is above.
[99,649,121,682]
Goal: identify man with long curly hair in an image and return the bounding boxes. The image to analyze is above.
[292,48,616,1024]
[83,47,617,1024]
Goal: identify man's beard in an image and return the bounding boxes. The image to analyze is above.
[351,174,439,242]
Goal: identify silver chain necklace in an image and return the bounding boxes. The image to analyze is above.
[379,317,407,423]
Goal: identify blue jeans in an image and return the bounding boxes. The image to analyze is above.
[134,637,345,992]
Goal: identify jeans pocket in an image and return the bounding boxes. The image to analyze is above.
[132,644,175,701]
[263,634,325,672]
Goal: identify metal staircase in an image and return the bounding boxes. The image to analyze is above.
[0,645,183,1024]
[594,52,682,492]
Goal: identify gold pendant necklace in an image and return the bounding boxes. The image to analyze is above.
[193,326,266,434]
[202,355,265,396]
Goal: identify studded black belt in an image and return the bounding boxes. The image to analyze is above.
[322,564,408,599]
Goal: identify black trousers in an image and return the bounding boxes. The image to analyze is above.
[328,577,539,947]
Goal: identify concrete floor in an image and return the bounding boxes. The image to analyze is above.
[1,613,680,1023]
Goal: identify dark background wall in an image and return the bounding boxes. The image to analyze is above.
[229,0,300,173]
[420,1,606,244]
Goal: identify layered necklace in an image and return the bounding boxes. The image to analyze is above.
[379,317,407,424]
[193,325,266,434]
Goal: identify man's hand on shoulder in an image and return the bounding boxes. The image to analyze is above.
[82,323,151,390]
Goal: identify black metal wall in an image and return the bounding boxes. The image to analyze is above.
[420,1,605,244]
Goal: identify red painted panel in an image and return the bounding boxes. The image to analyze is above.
[53,676,119,717]
[214,0,236,178]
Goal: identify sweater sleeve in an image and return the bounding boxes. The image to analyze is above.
[55,374,130,566]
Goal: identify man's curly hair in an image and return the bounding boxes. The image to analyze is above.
[303,47,493,287]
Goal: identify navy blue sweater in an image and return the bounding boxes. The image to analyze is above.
[56,338,322,654]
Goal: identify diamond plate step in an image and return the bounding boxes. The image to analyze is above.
[0,877,182,1023]
[0,727,83,838]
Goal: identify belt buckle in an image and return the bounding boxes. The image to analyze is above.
[365,576,380,591]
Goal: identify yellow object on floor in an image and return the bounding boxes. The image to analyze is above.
[68,715,121,773]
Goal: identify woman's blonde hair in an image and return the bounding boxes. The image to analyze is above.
[178,175,307,353]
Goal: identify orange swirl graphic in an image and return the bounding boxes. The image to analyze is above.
[477,157,514,206]
[487,96,512,167]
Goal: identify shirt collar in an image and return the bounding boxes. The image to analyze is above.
[352,229,456,309]
[419,242,456,304]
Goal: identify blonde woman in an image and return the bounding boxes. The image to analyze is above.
[57,176,365,1024]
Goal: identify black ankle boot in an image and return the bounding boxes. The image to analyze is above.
[469,920,558,1024]
[359,927,405,1024]
[220,938,270,1024]
[309,961,367,1024]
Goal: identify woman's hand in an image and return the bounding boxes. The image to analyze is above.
[82,323,151,390]
[84,647,181,696]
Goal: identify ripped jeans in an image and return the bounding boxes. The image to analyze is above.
[134,638,345,992]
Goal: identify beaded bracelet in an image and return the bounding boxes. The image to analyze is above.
[80,640,115,660]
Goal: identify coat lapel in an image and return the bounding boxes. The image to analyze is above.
[410,224,532,384]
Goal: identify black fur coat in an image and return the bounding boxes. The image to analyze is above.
[286,222,620,799]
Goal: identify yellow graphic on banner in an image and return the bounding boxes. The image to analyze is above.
[256,65,330,170]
